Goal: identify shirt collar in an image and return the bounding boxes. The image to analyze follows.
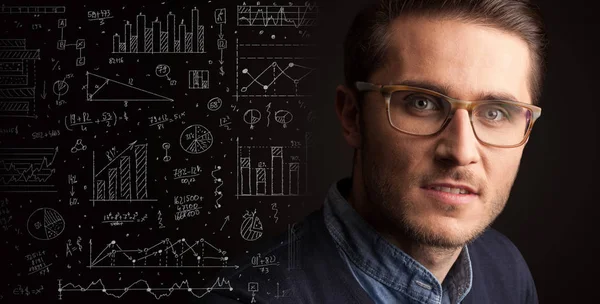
[324,177,473,303]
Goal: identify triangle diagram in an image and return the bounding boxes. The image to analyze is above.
[86,72,173,102]
[252,216,263,231]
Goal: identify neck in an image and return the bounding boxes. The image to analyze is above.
[347,171,462,284]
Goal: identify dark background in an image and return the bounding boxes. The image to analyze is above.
[0,0,597,303]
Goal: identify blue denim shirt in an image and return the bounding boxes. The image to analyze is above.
[324,178,473,304]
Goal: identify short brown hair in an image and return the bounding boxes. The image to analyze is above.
[344,0,549,105]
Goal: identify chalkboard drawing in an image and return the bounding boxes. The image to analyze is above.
[86,71,173,102]
[180,124,213,154]
[0,39,40,118]
[207,96,222,111]
[92,141,156,205]
[287,223,302,270]
[236,133,311,197]
[188,69,209,89]
[274,109,293,128]
[27,207,65,240]
[162,142,171,162]
[243,109,262,129]
[248,281,259,303]
[88,238,235,269]
[237,3,318,27]
[240,209,263,241]
[0,5,65,14]
[56,19,86,66]
[112,9,205,54]
[239,61,315,97]
[0,147,57,193]
[52,79,69,100]
[70,139,87,153]
[57,277,231,300]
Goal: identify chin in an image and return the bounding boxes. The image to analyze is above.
[402,213,481,249]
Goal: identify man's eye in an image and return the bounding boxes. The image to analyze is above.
[408,96,438,110]
[479,106,510,121]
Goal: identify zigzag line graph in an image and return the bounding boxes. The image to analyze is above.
[88,238,238,269]
[57,277,233,300]
[237,4,318,27]
[0,147,58,192]
[240,61,314,97]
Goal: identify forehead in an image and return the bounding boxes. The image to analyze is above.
[374,16,532,104]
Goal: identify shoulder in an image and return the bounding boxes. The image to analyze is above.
[465,227,538,303]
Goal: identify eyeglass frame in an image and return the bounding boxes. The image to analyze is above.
[355,81,542,148]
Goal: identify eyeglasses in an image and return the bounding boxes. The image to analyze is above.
[355,81,542,148]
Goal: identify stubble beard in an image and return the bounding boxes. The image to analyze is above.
[359,138,511,250]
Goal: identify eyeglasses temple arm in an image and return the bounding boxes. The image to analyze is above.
[355,81,381,92]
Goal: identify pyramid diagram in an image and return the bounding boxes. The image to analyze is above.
[86,72,173,102]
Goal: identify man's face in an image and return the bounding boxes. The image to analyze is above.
[358,16,532,249]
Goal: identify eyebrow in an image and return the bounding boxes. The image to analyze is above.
[394,79,521,103]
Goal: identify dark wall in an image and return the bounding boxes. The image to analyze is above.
[0,0,597,303]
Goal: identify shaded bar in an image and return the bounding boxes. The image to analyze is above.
[289,162,299,195]
[108,168,117,200]
[152,18,160,53]
[96,180,105,200]
[256,167,266,195]
[240,157,251,195]
[134,144,148,199]
[271,147,283,195]
[119,156,131,199]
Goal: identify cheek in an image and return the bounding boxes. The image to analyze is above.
[484,150,523,191]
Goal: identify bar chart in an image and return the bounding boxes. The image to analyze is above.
[236,134,310,197]
[112,8,205,54]
[92,141,156,205]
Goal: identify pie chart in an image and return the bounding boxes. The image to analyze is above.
[240,211,263,241]
[180,124,213,154]
[27,207,65,240]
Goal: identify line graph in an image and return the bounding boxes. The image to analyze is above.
[57,277,233,300]
[237,4,318,27]
[0,147,58,193]
[235,39,317,99]
[88,237,238,269]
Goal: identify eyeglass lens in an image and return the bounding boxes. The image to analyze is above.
[388,90,532,146]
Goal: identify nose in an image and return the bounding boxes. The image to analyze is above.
[434,109,481,166]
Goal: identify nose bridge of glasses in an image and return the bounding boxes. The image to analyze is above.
[444,98,477,123]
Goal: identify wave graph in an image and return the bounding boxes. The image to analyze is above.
[57,277,233,300]
[0,147,58,192]
[237,4,318,27]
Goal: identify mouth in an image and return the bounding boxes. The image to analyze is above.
[420,184,479,206]
[426,185,473,195]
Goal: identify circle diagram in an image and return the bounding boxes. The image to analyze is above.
[240,210,263,241]
[27,207,65,240]
[207,97,222,111]
[243,109,261,129]
[53,80,69,96]
[180,124,213,154]
[274,110,293,128]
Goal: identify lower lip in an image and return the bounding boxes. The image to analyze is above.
[421,187,478,205]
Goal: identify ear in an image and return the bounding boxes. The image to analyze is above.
[334,84,362,149]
